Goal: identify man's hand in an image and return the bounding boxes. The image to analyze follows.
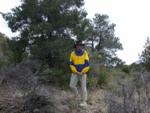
[81,72,85,75]
[76,72,82,76]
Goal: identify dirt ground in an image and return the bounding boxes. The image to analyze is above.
[0,60,108,113]
[0,85,107,113]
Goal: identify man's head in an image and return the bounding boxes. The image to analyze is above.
[74,40,84,50]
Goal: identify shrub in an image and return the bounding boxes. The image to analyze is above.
[0,33,14,68]
[88,63,109,88]
[105,68,130,93]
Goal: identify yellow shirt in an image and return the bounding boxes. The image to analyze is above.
[70,50,90,74]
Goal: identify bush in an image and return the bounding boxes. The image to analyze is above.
[31,38,74,68]
[0,33,14,68]
[121,65,130,74]
[87,64,109,88]
[105,68,130,93]
[87,73,98,89]
[36,63,70,87]
[97,69,108,86]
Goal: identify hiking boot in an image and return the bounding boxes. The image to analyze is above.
[79,101,87,107]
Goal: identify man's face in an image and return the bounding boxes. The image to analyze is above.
[76,44,82,50]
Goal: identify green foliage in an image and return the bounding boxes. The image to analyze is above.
[110,68,129,77]
[97,68,108,86]
[117,65,131,74]
[37,64,70,87]
[73,18,91,40]
[29,38,73,87]
[87,56,132,90]
[2,0,87,65]
[1,0,124,88]
[3,0,86,41]
[87,49,125,89]
[2,0,87,87]
[31,38,74,68]
[121,65,130,74]
[130,62,142,72]
[88,64,109,88]
[87,14,123,66]
[0,32,14,68]
[8,37,28,63]
[106,68,130,94]
[87,75,98,89]
[93,14,122,50]
[140,37,150,70]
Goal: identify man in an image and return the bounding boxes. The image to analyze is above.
[69,40,90,107]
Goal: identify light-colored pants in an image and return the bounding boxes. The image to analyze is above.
[69,73,87,101]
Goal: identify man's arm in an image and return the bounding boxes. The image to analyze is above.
[81,51,90,74]
[70,52,78,73]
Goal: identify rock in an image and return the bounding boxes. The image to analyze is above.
[33,108,40,113]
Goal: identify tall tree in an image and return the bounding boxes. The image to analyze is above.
[2,0,87,65]
[140,37,150,70]
[93,14,122,51]
[73,18,91,40]
[89,14,123,66]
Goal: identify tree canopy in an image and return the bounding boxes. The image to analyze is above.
[2,0,123,67]
[2,0,87,65]
[0,32,14,68]
[140,37,150,70]
[87,14,122,66]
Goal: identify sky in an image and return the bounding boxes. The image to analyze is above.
[84,0,150,64]
[0,0,21,37]
[0,0,150,64]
